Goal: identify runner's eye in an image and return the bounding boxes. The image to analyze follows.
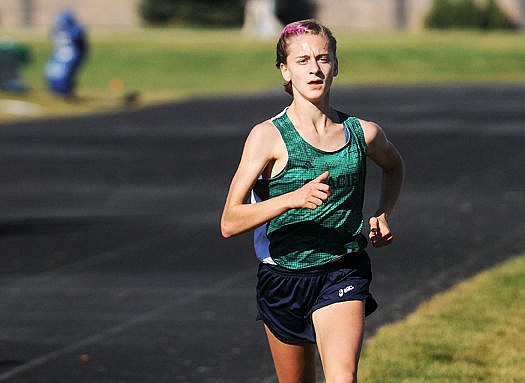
[297,58,308,64]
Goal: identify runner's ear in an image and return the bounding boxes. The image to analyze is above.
[280,63,291,83]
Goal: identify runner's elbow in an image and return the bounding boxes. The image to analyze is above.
[221,227,233,239]
[220,217,236,238]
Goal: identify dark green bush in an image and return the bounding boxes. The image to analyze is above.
[276,0,317,25]
[425,0,516,30]
[454,0,483,28]
[480,0,515,29]
[425,0,455,29]
[138,0,321,28]
[139,0,178,24]
[138,0,243,27]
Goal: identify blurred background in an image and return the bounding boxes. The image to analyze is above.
[1,0,523,31]
[1,0,524,120]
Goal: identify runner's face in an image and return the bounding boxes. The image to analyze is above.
[280,33,338,102]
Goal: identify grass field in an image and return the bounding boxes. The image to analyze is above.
[359,254,525,383]
[1,28,525,120]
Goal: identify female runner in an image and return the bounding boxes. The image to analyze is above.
[221,19,404,383]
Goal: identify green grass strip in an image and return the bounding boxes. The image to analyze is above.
[2,28,525,121]
[359,254,525,383]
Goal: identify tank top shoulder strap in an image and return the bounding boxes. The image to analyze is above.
[337,112,367,156]
[271,109,304,150]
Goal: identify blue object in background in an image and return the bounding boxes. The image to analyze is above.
[44,11,87,96]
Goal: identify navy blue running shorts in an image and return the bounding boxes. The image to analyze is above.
[256,251,377,345]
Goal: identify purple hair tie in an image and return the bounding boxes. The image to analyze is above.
[280,23,308,38]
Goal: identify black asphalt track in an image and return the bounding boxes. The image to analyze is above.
[0,84,523,382]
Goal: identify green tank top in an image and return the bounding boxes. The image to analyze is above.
[261,110,367,269]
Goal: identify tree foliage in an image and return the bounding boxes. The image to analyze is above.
[138,0,243,26]
[276,0,317,25]
[425,0,516,30]
[138,0,320,27]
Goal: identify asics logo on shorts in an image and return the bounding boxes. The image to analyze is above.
[338,285,355,297]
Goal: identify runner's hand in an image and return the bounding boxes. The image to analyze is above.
[292,171,331,210]
[369,214,393,247]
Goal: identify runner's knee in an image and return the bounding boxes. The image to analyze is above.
[328,371,357,383]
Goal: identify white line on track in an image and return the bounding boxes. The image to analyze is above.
[0,266,254,381]
[3,229,177,291]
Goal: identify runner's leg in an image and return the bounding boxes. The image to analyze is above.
[312,301,365,383]
[264,324,317,383]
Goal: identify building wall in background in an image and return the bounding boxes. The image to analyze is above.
[0,0,523,30]
[317,0,407,31]
[0,0,140,28]
[317,0,524,30]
